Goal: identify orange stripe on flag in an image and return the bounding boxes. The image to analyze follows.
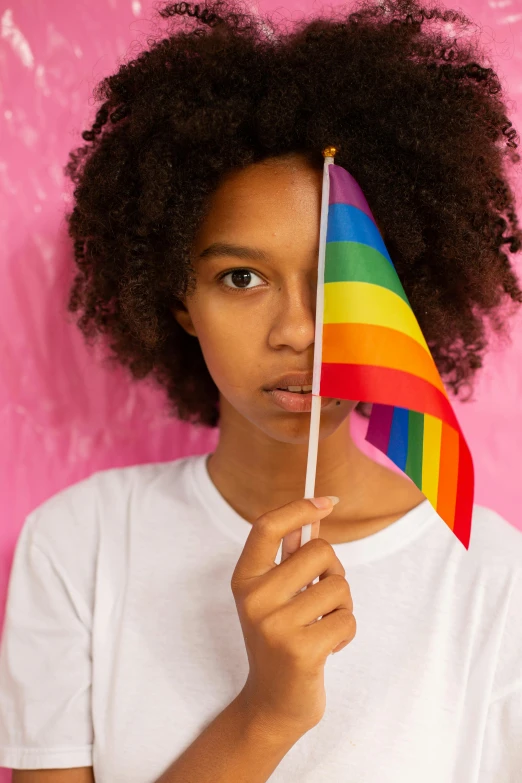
[322,322,447,397]
[436,422,459,531]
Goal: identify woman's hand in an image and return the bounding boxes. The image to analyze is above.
[231,496,356,740]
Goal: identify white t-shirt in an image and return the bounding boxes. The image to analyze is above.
[0,452,521,782]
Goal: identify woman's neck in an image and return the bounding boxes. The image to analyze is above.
[205,409,426,543]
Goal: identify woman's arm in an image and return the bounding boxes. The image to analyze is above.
[153,691,302,783]
[10,694,300,783]
[12,770,94,782]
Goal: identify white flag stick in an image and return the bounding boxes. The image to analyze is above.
[300,154,334,567]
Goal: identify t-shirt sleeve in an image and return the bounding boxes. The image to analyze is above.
[477,683,522,782]
[0,509,93,770]
[477,564,522,782]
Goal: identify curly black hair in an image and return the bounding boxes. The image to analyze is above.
[64,0,522,429]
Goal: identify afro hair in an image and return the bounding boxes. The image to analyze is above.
[64,0,522,428]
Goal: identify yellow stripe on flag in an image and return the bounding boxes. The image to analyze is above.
[422,413,442,508]
[324,281,430,354]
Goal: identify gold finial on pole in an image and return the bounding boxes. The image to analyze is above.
[322,146,337,159]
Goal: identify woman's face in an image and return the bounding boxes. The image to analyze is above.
[173,152,358,444]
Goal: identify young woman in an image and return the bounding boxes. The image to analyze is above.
[1,0,521,781]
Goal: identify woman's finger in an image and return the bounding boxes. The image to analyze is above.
[281,517,321,562]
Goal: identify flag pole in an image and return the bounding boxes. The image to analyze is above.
[300,148,336,551]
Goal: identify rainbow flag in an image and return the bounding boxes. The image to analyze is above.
[312,161,474,549]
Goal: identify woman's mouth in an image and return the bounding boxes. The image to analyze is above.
[264,388,335,413]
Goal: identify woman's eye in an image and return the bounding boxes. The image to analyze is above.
[218,268,264,292]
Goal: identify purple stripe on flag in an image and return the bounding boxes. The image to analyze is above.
[365,402,394,453]
[329,164,376,226]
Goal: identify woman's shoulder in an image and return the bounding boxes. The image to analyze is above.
[22,454,198,559]
[468,503,522,570]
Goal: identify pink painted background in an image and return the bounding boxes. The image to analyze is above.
[0,0,521,775]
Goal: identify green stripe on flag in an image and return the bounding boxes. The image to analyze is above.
[324,242,410,306]
[405,409,424,488]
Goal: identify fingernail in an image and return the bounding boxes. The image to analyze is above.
[310,496,339,509]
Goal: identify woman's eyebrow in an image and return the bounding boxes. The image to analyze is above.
[197,242,271,263]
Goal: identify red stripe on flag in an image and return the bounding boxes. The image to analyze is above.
[452,435,474,550]
[320,363,460,431]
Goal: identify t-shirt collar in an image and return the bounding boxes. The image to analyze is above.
[189,451,439,566]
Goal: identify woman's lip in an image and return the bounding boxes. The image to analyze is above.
[264,388,335,413]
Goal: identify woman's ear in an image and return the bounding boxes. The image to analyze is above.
[171,302,198,338]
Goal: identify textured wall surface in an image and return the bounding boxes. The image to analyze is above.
[0,0,521,775]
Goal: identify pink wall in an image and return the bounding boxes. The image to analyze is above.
[0,0,521,775]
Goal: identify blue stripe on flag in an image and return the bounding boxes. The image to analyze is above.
[387,406,409,471]
[326,203,393,266]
